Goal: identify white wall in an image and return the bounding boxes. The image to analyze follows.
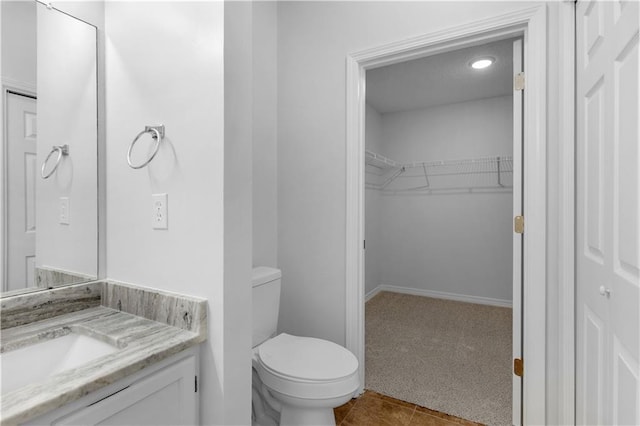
[103,3,245,424]
[365,103,384,155]
[0,0,36,89]
[223,2,253,424]
[53,1,104,31]
[381,96,513,160]
[364,103,383,296]
[252,1,278,268]
[371,96,513,303]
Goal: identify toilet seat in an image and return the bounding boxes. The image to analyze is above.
[259,333,358,381]
[255,333,359,400]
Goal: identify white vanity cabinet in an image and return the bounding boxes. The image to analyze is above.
[25,347,199,426]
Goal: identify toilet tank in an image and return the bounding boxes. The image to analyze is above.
[252,267,282,348]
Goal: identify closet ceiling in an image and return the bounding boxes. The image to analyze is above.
[366,38,516,114]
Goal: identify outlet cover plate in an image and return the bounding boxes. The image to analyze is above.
[59,197,70,225]
[152,193,168,230]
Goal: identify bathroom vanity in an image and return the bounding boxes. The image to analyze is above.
[24,347,198,425]
[0,281,207,425]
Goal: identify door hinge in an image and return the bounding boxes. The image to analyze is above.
[514,72,525,91]
[195,376,198,393]
[514,358,524,377]
[514,215,524,234]
[364,240,366,250]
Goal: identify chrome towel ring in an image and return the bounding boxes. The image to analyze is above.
[41,144,69,179]
[127,125,165,169]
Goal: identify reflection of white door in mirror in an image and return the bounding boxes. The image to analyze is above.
[6,92,37,291]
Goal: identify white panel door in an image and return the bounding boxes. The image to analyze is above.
[576,1,639,425]
[5,92,37,291]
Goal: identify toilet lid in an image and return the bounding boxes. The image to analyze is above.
[258,333,358,382]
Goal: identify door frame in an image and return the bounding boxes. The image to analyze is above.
[345,5,552,425]
[556,3,576,425]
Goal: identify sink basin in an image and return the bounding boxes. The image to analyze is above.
[0,333,119,394]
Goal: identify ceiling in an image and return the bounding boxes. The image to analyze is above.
[366,38,518,114]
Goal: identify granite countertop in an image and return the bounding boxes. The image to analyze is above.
[0,281,207,425]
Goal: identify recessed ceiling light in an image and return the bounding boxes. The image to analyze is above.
[470,57,495,70]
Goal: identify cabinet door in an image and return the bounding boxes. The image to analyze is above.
[53,355,197,426]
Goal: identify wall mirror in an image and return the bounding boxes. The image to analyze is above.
[1,1,98,295]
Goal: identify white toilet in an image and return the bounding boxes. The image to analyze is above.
[251,267,359,426]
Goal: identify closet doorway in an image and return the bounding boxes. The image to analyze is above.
[343,7,553,423]
[347,8,551,426]
[361,37,520,426]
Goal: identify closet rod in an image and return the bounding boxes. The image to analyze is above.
[365,151,513,192]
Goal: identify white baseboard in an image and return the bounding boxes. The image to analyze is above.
[365,286,384,302]
[365,284,512,308]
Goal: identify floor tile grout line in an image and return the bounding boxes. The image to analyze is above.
[344,402,355,426]
[408,405,417,425]
[337,395,358,425]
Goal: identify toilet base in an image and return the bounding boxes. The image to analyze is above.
[253,372,355,426]
[270,389,354,426]
[279,405,336,426]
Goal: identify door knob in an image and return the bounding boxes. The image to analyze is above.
[599,286,611,298]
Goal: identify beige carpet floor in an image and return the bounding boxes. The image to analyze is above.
[365,291,512,426]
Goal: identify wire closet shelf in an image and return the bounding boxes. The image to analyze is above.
[365,150,514,194]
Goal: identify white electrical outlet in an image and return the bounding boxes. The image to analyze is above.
[59,197,70,225]
[152,193,168,230]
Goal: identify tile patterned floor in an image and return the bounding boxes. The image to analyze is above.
[334,390,484,426]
